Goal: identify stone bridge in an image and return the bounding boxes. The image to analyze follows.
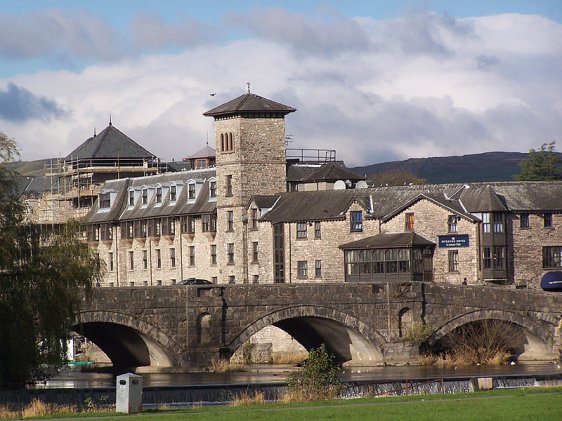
[74,283,562,369]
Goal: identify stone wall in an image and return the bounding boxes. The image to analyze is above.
[382,198,480,284]
[511,213,562,289]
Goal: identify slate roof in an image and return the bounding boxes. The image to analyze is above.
[65,124,155,161]
[340,232,435,249]
[286,165,321,182]
[302,163,365,183]
[87,169,217,223]
[203,93,296,118]
[186,145,216,159]
[260,181,562,224]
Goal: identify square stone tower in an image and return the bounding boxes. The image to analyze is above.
[204,92,296,283]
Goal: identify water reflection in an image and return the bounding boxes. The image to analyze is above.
[34,363,561,389]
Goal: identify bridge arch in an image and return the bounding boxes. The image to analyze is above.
[427,309,555,360]
[229,305,387,366]
[73,310,179,368]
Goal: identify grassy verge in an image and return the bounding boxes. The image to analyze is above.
[3,387,561,420]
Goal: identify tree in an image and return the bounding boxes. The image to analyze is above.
[515,141,561,181]
[367,169,427,186]
[286,344,343,401]
[0,132,103,388]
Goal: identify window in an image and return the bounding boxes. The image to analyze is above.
[314,221,321,239]
[221,132,234,152]
[128,251,134,270]
[170,248,176,268]
[252,242,259,263]
[520,213,530,229]
[405,213,415,231]
[209,180,217,198]
[250,208,258,230]
[448,250,459,272]
[544,213,553,228]
[211,276,217,283]
[210,245,217,265]
[225,175,233,197]
[155,186,162,203]
[296,222,307,239]
[227,211,234,232]
[128,190,135,206]
[482,213,490,233]
[493,213,504,233]
[202,214,216,232]
[99,192,111,208]
[483,246,506,270]
[350,211,363,232]
[170,184,177,201]
[447,215,458,233]
[189,246,195,266]
[297,261,308,279]
[253,275,259,284]
[543,246,562,268]
[227,243,234,264]
[108,252,114,271]
[315,260,322,278]
[156,249,161,269]
[142,187,148,205]
[228,275,235,284]
[188,182,196,201]
[196,158,206,169]
[142,250,148,270]
[181,216,195,234]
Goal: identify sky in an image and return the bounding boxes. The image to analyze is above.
[0,1,561,166]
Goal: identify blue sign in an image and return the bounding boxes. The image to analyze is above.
[438,234,469,248]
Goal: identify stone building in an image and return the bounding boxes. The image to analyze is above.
[86,92,562,290]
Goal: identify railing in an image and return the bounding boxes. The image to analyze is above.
[286,148,336,164]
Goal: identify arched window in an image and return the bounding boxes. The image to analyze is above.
[228,132,233,151]
[197,313,212,345]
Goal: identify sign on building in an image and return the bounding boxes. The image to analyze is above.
[438,234,469,248]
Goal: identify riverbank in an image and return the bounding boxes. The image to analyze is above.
[3,387,562,420]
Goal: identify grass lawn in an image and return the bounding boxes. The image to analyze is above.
[29,387,562,421]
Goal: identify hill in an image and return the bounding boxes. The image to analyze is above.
[6,158,54,177]
[6,151,561,185]
[351,151,562,184]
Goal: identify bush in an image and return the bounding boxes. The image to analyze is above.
[286,344,343,401]
[433,320,525,366]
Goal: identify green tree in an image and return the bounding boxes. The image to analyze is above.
[286,344,343,401]
[515,141,561,181]
[0,131,103,388]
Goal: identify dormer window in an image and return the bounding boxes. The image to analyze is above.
[142,187,148,205]
[170,184,177,202]
[188,182,196,201]
[128,189,135,207]
[209,180,217,199]
[99,192,111,209]
[155,186,162,203]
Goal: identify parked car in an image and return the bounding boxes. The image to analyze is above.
[178,278,212,285]
[541,271,562,291]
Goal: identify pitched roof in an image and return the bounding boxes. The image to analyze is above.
[203,93,296,117]
[186,145,216,159]
[459,185,508,212]
[340,232,435,249]
[65,124,155,161]
[303,163,365,183]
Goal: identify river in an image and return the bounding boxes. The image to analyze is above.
[32,362,562,389]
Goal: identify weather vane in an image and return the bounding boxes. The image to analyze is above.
[246,82,251,93]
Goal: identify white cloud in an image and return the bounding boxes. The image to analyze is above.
[1,11,561,168]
